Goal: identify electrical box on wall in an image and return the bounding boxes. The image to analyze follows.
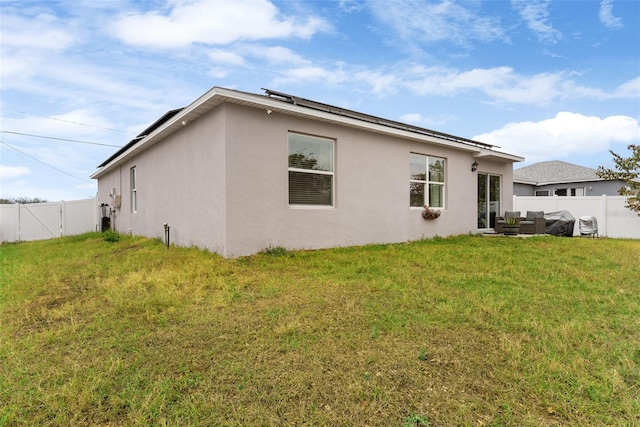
[114,194,122,208]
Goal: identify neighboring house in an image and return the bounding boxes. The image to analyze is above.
[513,160,625,197]
[91,87,523,257]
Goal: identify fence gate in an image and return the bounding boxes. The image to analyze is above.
[0,198,98,243]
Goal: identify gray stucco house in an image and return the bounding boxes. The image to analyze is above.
[513,160,625,197]
[92,87,523,257]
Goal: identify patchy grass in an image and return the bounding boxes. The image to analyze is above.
[1,233,639,426]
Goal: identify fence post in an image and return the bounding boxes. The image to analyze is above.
[60,201,65,237]
[18,203,22,242]
[600,194,607,237]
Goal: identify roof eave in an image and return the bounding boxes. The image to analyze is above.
[513,177,610,186]
[92,87,523,178]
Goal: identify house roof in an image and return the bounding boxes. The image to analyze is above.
[98,108,183,168]
[513,160,603,185]
[91,87,523,179]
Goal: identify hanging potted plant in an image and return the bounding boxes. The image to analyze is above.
[422,205,441,220]
[502,216,520,235]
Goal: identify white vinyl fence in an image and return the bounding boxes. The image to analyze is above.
[0,198,99,243]
[513,195,640,239]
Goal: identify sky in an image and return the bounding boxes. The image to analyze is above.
[1,0,639,201]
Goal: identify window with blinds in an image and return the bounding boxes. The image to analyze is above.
[409,153,446,208]
[288,132,334,206]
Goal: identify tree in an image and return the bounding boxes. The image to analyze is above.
[597,144,640,214]
[0,197,48,204]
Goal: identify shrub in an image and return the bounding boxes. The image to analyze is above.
[102,230,121,242]
[261,245,288,256]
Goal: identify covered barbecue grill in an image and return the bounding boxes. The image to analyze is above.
[544,210,575,237]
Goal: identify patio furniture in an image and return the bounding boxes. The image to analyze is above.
[495,210,546,235]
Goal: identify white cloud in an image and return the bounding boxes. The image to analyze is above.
[3,109,118,138]
[599,0,623,29]
[0,12,76,83]
[512,0,563,43]
[0,13,75,50]
[404,66,639,105]
[274,63,397,95]
[399,113,455,127]
[338,0,365,13]
[247,45,309,65]
[273,60,638,107]
[614,77,640,98]
[207,49,246,66]
[275,66,349,85]
[0,165,31,180]
[405,65,566,105]
[474,112,640,162]
[112,0,329,48]
[369,0,506,46]
[406,65,513,96]
[353,71,398,96]
[208,67,231,79]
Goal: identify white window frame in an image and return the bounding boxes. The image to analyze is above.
[410,153,446,209]
[288,132,335,208]
[130,166,137,213]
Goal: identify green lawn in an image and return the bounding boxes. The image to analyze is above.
[1,233,638,426]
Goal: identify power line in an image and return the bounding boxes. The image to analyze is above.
[0,140,94,184]
[1,130,123,147]
[7,110,137,134]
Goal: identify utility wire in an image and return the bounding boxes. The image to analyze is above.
[0,139,94,184]
[0,130,123,147]
[6,110,137,134]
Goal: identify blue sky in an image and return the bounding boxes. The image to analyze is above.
[1,0,639,201]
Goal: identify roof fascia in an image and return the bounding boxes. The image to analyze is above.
[513,177,610,186]
[92,86,523,178]
[92,86,226,178]
[218,88,523,163]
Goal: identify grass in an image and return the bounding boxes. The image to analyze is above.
[1,233,639,426]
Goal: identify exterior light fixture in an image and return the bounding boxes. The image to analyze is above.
[471,161,478,172]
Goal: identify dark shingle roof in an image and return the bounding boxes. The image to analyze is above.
[513,160,601,185]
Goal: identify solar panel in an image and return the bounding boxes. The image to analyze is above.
[263,88,497,149]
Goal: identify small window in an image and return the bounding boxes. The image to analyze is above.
[410,153,445,208]
[535,190,550,197]
[130,166,137,213]
[288,133,334,206]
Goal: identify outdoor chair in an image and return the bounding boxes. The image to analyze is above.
[494,211,521,234]
[519,210,546,234]
[579,216,598,238]
[494,210,546,235]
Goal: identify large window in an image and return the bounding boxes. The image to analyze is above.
[410,153,446,208]
[288,132,334,206]
[130,166,137,213]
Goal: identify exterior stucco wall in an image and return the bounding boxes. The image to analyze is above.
[98,101,516,257]
[221,104,513,256]
[97,107,228,253]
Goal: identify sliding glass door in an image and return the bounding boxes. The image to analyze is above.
[477,173,501,229]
